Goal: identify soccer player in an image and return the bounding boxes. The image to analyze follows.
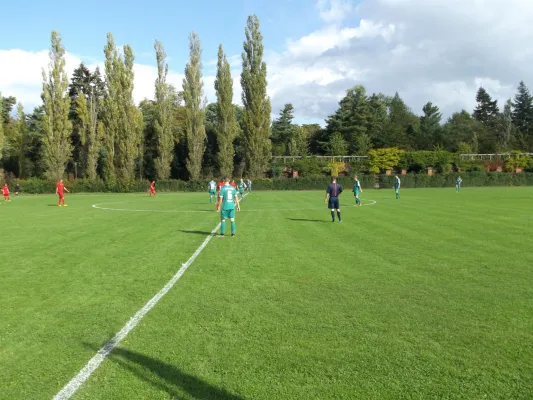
[247,179,252,192]
[56,179,69,206]
[352,175,363,206]
[238,179,247,199]
[456,176,463,192]
[208,178,217,203]
[15,183,20,197]
[2,184,10,201]
[394,175,401,199]
[230,179,237,189]
[216,178,225,212]
[149,181,156,197]
[218,177,240,237]
[325,177,343,222]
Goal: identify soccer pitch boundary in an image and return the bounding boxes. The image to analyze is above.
[91,199,377,213]
[53,194,250,399]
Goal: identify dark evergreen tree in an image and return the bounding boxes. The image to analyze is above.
[417,102,442,150]
[271,103,295,155]
[473,87,499,125]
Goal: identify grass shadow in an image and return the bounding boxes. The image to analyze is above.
[84,344,244,399]
[286,218,329,223]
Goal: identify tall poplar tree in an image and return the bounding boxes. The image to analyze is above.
[183,32,206,180]
[241,15,271,177]
[41,30,73,180]
[215,44,238,177]
[102,33,120,182]
[11,104,28,177]
[154,40,175,179]
[76,85,101,180]
[102,34,143,181]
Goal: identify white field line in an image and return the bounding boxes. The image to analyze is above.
[91,198,376,214]
[54,193,249,399]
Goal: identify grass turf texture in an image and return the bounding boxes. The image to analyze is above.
[1,188,532,399]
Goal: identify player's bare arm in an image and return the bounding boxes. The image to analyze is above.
[235,195,241,211]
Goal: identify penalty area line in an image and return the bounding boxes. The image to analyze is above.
[52,222,222,400]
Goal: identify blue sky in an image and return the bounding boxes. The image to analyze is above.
[1,0,531,125]
[0,0,323,74]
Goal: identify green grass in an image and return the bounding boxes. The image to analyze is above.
[1,188,533,399]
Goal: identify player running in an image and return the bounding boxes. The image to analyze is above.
[456,176,462,192]
[394,175,401,199]
[149,181,156,197]
[56,179,69,207]
[218,177,240,237]
[208,178,217,203]
[352,175,363,206]
[238,179,247,199]
[325,177,343,222]
[2,184,10,201]
[216,178,225,212]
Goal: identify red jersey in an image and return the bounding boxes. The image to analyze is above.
[150,182,155,190]
[230,181,237,188]
[2,185,8,195]
[56,182,64,195]
[217,181,224,192]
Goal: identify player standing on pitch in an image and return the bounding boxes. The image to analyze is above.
[238,179,247,199]
[353,175,363,206]
[2,183,10,202]
[325,177,343,222]
[218,177,240,237]
[15,183,20,198]
[149,181,156,197]
[208,178,217,203]
[394,175,401,199]
[456,176,462,192]
[56,179,69,207]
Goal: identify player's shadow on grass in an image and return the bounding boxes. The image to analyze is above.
[179,229,214,235]
[286,218,329,223]
[84,344,244,399]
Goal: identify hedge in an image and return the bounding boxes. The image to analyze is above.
[6,172,533,194]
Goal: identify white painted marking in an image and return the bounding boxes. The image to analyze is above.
[54,194,251,399]
[91,198,376,214]
[54,224,220,399]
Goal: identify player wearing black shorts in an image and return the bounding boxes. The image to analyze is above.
[325,177,343,222]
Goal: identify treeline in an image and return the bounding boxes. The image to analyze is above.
[1,15,533,183]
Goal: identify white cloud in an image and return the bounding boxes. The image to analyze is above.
[3,0,533,126]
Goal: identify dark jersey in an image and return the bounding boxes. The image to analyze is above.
[326,183,343,197]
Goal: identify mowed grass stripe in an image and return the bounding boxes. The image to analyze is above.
[73,189,532,399]
[0,194,220,399]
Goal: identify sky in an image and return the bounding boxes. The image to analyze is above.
[1,0,533,126]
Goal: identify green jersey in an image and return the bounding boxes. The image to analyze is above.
[238,182,246,191]
[456,177,462,185]
[219,184,237,210]
[353,180,361,193]
[208,180,216,191]
[394,177,401,187]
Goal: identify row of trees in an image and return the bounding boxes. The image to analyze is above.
[0,15,270,181]
[2,14,533,182]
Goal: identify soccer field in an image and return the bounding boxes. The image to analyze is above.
[1,188,532,399]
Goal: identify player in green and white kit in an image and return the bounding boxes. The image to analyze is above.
[208,178,217,203]
[218,177,240,237]
[352,175,363,206]
[394,175,401,199]
[456,176,462,192]
[238,179,247,199]
[247,179,252,193]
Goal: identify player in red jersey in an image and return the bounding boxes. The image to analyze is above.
[2,184,10,201]
[230,179,237,188]
[216,179,225,211]
[149,181,156,197]
[56,179,69,207]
